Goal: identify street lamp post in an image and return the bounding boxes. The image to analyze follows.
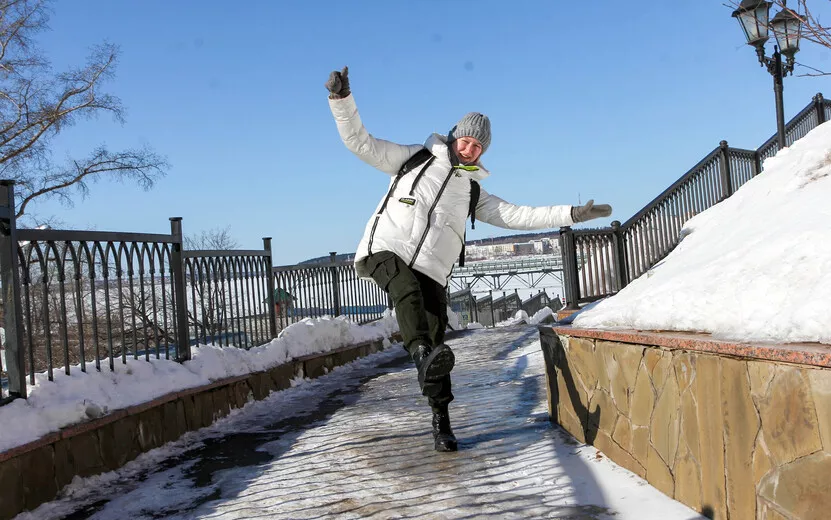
[732,0,803,149]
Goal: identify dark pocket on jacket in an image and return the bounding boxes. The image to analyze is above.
[367,252,399,292]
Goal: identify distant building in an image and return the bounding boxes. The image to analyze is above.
[513,242,536,256]
[464,234,560,261]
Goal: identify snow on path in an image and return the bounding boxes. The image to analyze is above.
[17,327,703,520]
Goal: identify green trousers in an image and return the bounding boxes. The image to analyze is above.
[361,251,453,410]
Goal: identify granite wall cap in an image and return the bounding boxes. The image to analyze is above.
[550,326,831,369]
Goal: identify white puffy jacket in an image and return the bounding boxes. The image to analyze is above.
[329,95,575,286]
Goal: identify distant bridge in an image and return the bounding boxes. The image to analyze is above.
[448,255,564,293]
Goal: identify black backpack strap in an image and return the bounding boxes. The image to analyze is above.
[458,180,481,268]
[469,180,480,229]
[398,148,434,177]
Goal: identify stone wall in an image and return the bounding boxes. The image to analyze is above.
[0,337,397,520]
[539,327,831,520]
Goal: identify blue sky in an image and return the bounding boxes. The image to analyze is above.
[31,0,831,265]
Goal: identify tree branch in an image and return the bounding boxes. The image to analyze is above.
[15,145,168,218]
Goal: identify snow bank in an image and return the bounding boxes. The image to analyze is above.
[574,121,831,344]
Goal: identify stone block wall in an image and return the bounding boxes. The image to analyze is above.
[539,327,831,520]
[0,337,397,520]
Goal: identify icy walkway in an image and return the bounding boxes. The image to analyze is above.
[19,327,704,520]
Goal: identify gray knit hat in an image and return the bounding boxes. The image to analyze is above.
[448,112,491,153]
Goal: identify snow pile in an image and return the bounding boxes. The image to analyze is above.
[0,312,399,453]
[529,307,556,324]
[496,310,530,327]
[574,121,831,344]
[494,307,556,327]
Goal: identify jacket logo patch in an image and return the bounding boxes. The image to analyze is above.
[398,197,416,206]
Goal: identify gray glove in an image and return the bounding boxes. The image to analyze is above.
[325,66,350,99]
[571,199,612,223]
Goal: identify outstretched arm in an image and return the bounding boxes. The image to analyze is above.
[326,67,421,176]
[475,188,574,230]
[475,188,612,230]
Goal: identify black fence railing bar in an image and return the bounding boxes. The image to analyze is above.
[573,228,619,302]
[272,252,390,329]
[182,239,275,350]
[560,93,830,309]
[728,147,758,192]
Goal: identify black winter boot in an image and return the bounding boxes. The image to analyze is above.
[412,344,455,391]
[432,407,458,452]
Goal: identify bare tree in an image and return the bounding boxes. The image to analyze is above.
[184,226,240,251]
[0,0,168,223]
[727,1,831,76]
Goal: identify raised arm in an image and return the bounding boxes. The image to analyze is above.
[326,67,421,176]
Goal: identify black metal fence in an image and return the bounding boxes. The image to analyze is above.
[0,193,290,404]
[272,253,391,329]
[16,223,186,383]
[466,289,562,328]
[0,185,198,402]
[183,240,277,350]
[560,93,830,308]
[449,289,478,327]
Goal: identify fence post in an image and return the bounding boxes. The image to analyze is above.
[263,237,278,339]
[559,226,581,310]
[752,149,762,177]
[610,220,628,291]
[815,93,826,125]
[170,218,191,362]
[329,252,341,317]
[718,140,734,200]
[502,291,508,319]
[489,289,495,327]
[0,181,26,400]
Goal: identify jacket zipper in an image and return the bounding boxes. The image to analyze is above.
[409,166,457,269]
